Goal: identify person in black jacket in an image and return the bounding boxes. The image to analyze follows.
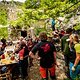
[61,28,73,78]
[29,32,57,80]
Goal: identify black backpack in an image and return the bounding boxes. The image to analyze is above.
[38,41,54,68]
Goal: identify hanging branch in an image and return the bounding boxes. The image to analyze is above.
[61,0,80,13]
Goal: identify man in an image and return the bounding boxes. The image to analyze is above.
[29,32,56,80]
[61,28,73,78]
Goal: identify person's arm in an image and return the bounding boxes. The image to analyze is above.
[29,43,39,59]
[74,53,80,67]
[72,53,80,71]
[29,51,35,59]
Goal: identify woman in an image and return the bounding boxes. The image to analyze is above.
[69,34,80,79]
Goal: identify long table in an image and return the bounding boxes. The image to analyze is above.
[0,59,18,80]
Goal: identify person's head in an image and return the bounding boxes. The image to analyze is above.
[73,34,79,43]
[15,42,20,48]
[27,38,33,45]
[20,41,26,49]
[66,28,73,34]
[69,34,79,43]
[39,32,47,41]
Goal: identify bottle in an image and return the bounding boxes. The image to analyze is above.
[1,54,5,59]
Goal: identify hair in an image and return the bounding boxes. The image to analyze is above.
[70,34,79,43]
[20,41,26,49]
[73,34,79,43]
[66,28,73,34]
[39,32,47,41]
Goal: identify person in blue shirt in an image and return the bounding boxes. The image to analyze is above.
[50,18,55,31]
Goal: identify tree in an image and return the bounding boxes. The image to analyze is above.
[22,0,80,26]
[0,6,7,25]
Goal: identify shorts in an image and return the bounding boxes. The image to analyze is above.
[39,65,55,78]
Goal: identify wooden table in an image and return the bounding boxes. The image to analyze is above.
[0,59,18,80]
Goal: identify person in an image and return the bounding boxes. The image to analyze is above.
[47,36,54,44]
[0,42,4,56]
[14,42,20,54]
[27,38,34,67]
[29,32,57,80]
[1,38,6,51]
[59,29,65,38]
[50,18,55,31]
[69,34,80,79]
[0,42,7,74]
[61,28,73,78]
[19,41,29,79]
[72,34,80,69]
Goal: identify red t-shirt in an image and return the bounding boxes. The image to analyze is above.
[19,48,24,59]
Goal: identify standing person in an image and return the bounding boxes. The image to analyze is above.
[29,32,57,80]
[27,38,34,67]
[50,18,55,31]
[61,28,73,78]
[19,41,29,79]
[69,34,80,79]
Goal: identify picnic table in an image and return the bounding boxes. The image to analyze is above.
[0,59,18,80]
[0,45,19,80]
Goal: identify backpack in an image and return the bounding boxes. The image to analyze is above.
[38,42,54,68]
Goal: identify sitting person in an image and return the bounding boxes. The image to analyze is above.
[1,38,6,51]
[0,42,4,56]
[0,42,7,73]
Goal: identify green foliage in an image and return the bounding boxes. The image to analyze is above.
[73,23,80,30]
[0,7,7,25]
[0,27,8,39]
[23,0,80,23]
[0,0,80,37]
[35,27,46,36]
[69,0,79,3]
